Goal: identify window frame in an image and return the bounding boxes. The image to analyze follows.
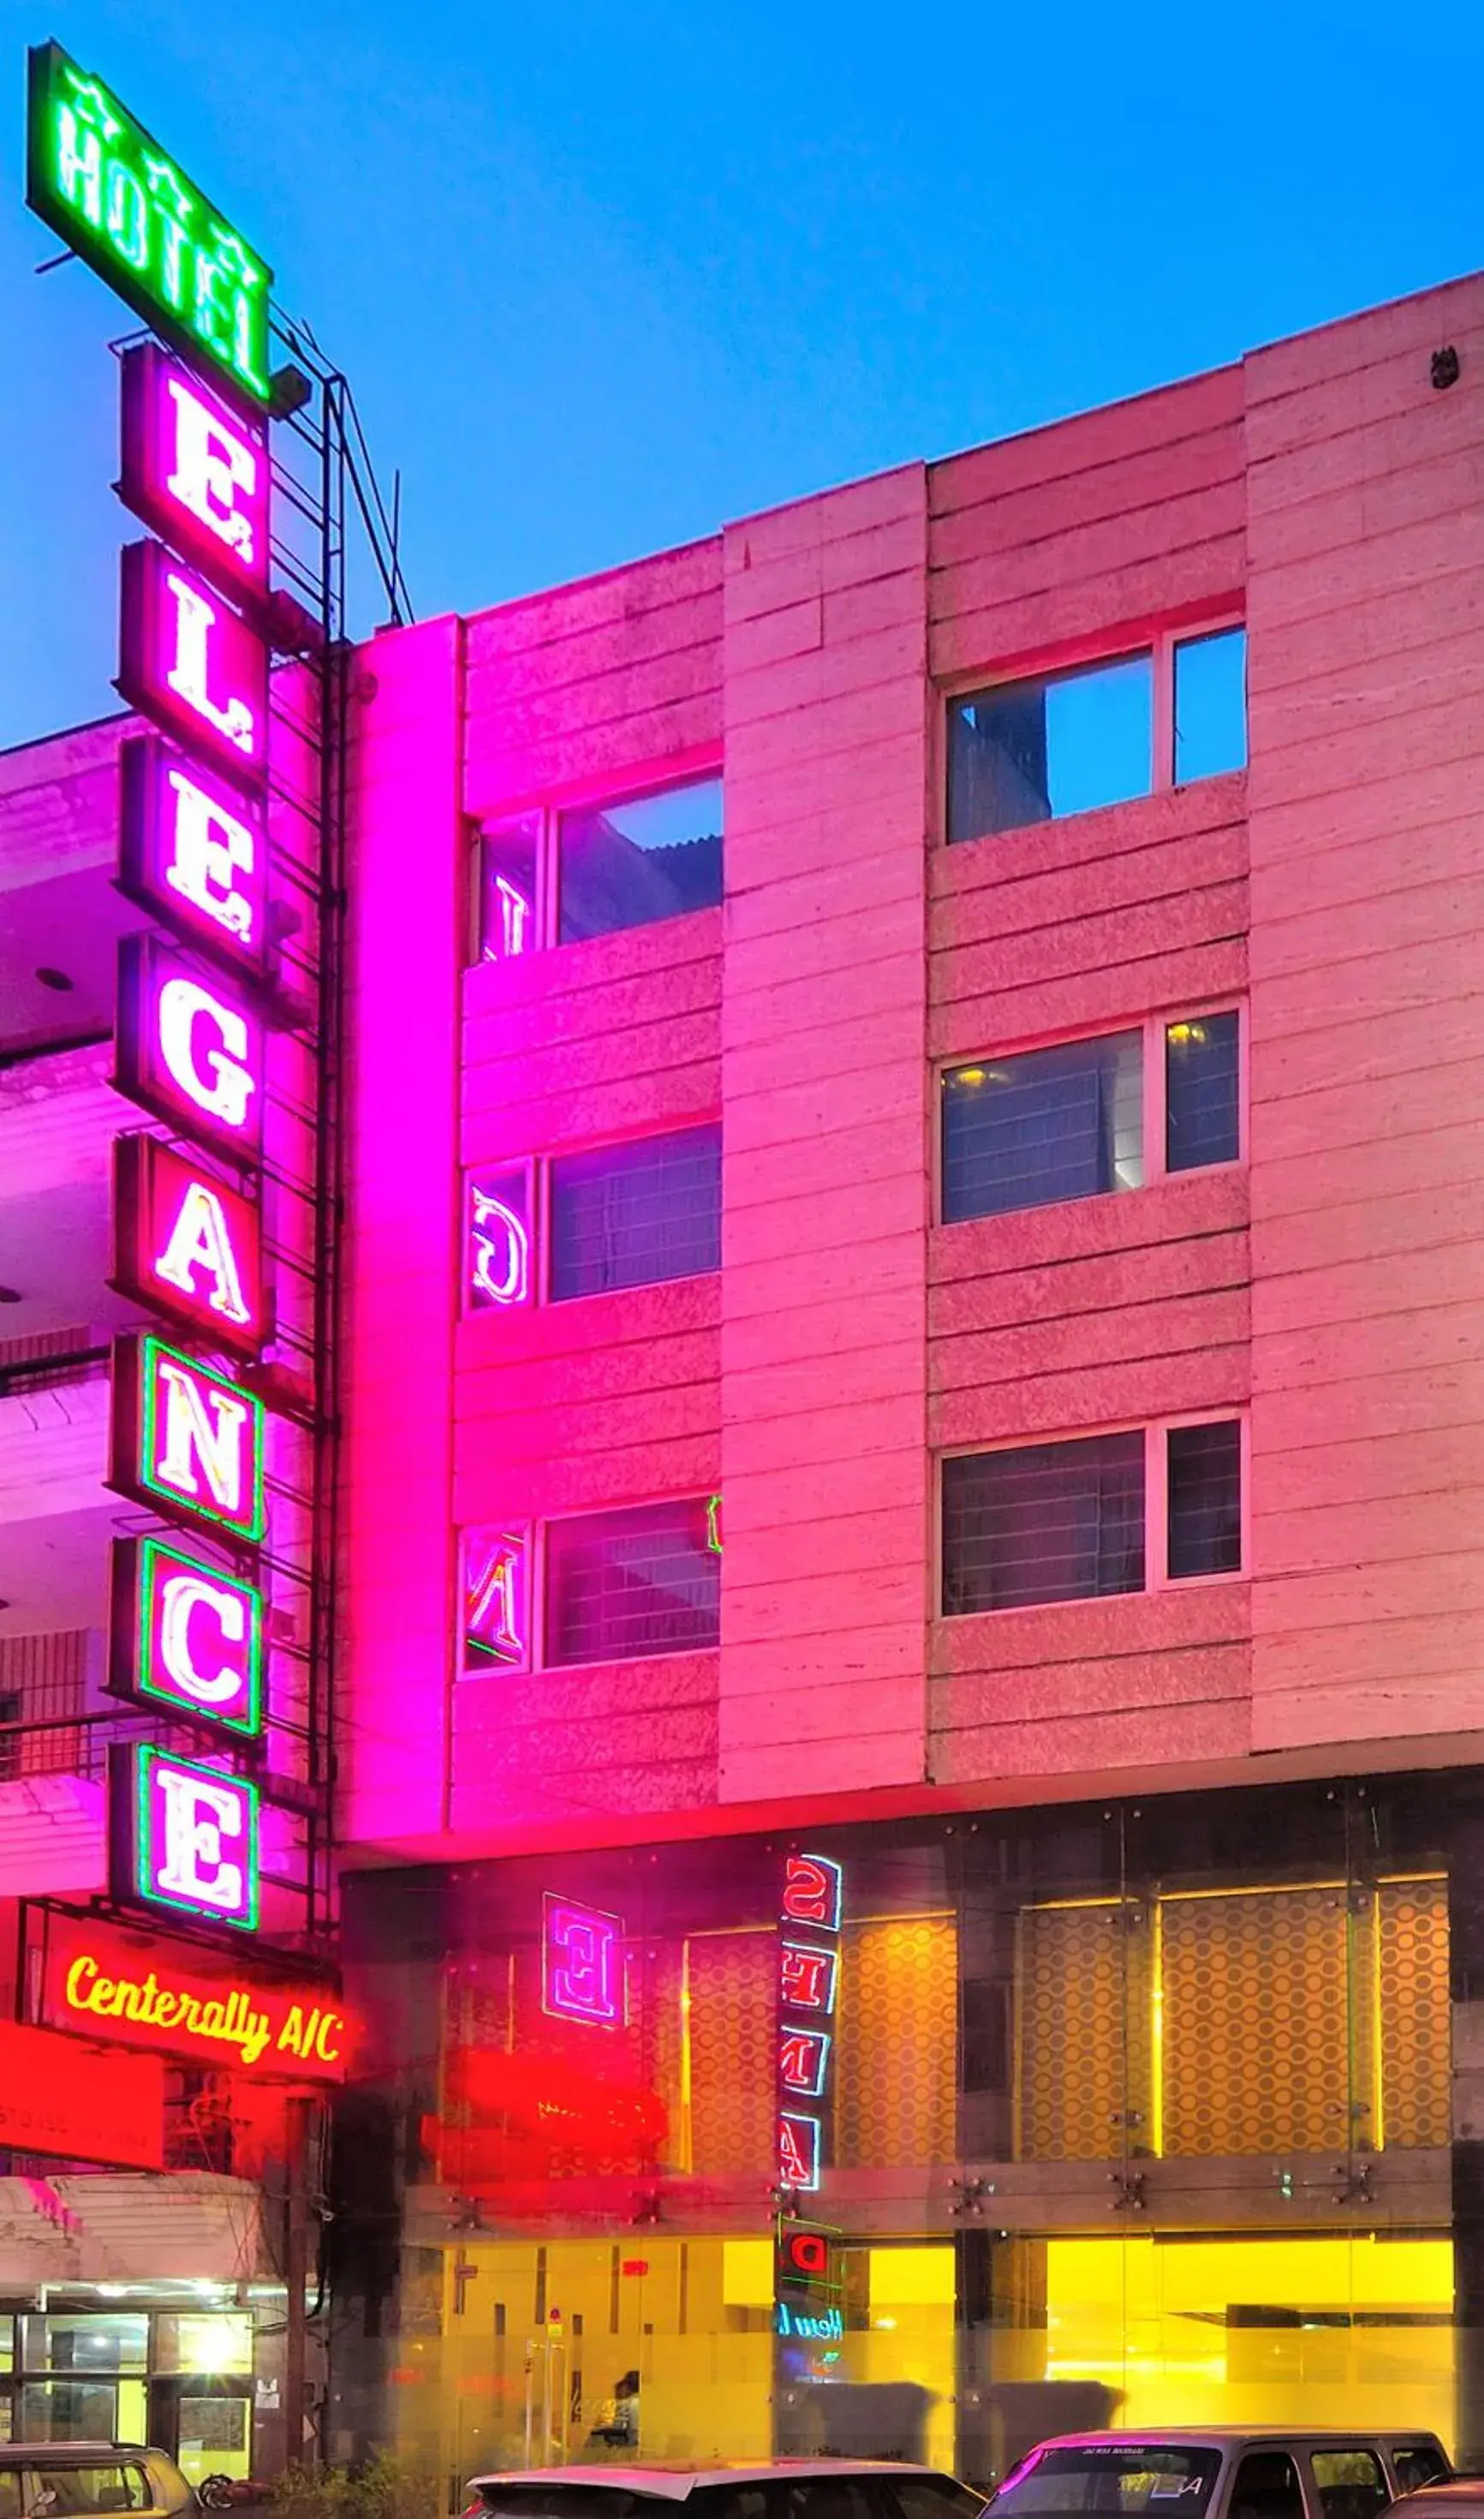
[459,1495,724,1678]
[463,1122,724,1316]
[936,1000,1245,1227]
[940,609,1244,845]
[468,750,725,964]
[937,1410,1248,1620]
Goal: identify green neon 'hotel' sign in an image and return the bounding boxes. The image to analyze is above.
[26,39,273,410]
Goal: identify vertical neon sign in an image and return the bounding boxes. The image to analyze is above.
[543,1895,626,2026]
[777,1852,843,2194]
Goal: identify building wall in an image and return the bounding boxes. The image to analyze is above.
[337,273,1484,1864]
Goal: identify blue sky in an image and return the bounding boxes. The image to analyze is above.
[2,0,1480,746]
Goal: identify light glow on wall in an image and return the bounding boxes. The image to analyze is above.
[110,1744,261,1931]
[543,1894,626,2026]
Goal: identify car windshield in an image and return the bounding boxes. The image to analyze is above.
[992,2450,1222,2519]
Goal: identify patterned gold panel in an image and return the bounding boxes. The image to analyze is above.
[1159,1887,1357,2156]
[1379,1877,1451,2149]
[687,1929,774,2176]
[1016,1902,1147,2162]
[836,1916,957,2169]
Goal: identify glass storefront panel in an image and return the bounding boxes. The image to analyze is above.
[341,1770,1469,2489]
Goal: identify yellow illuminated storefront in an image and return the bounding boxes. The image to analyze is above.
[344,1777,1466,2489]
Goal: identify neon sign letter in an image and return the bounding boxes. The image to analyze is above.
[543,1895,625,2026]
[463,1528,528,1668]
[116,934,265,1167]
[118,343,268,606]
[783,1852,843,1931]
[112,1745,260,1930]
[114,1137,265,1358]
[468,1171,532,1309]
[109,1332,267,1544]
[117,540,269,792]
[778,2110,821,2192]
[110,1535,264,1740]
[119,737,268,975]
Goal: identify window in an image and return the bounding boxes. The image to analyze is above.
[943,1419,1243,1615]
[1165,1011,1240,1171]
[1166,1420,1243,1579]
[942,1434,1146,1614]
[885,2480,985,2519]
[472,772,723,960]
[1308,2455,1388,2519]
[942,1032,1142,1222]
[558,774,724,941]
[1175,624,1247,781]
[946,621,1244,843]
[1391,2451,1451,2496]
[992,2448,1221,2519]
[0,1689,20,1783]
[942,1009,1241,1226]
[545,1498,722,1666]
[1228,2453,1304,2519]
[462,1528,530,1670]
[551,1125,722,1299]
[947,654,1152,840]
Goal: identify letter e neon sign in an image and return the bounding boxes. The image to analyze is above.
[110,1743,260,1930]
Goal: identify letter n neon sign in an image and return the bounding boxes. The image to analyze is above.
[108,1330,266,1544]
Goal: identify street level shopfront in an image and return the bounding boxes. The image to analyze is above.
[337,1769,1481,2491]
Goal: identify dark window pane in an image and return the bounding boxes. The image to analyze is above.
[551,1125,721,1299]
[947,655,1152,842]
[959,1979,1010,2094]
[942,1434,1146,1614]
[558,775,724,941]
[545,1497,721,1665]
[1165,1011,1240,1172]
[1174,625,1247,780]
[477,815,539,961]
[1166,1420,1242,1579]
[1230,2455,1304,2519]
[943,1033,1142,1222]
[993,2450,1221,2519]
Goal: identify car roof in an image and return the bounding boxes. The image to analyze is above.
[0,2445,158,2465]
[468,2467,949,2501]
[1026,2434,1445,2450]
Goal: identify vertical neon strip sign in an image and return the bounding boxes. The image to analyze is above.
[777,1850,843,2194]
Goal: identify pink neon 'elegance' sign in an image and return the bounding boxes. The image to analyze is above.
[109,1534,264,1740]
[117,537,269,791]
[118,734,270,977]
[118,341,269,610]
[110,1742,261,1930]
[113,1133,265,1357]
[115,931,265,1168]
[543,1895,626,2026]
[108,1329,266,1545]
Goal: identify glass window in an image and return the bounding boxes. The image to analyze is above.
[1165,1012,1240,1172]
[1391,2451,1451,2496]
[782,2486,879,2519]
[1166,1420,1242,1579]
[23,2469,143,2515]
[477,815,539,962]
[545,1497,722,1665]
[947,654,1153,842]
[942,1433,1146,1615]
[991,2447,1222,2518]
[1308,2455,1388,2519]
[943,1033,1142,1223]
[1174,624,1247,782]
[558,774,724,941]
[0,2479,20,2519]
[890,2479,985,2519]
[1228,2454,1304,2519]
[550,1125,722,1299]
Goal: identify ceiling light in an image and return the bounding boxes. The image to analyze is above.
[0,1286,21,1304]
[34,966,74,992]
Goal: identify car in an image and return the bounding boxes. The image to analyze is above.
[463,2462,987,2519]
[0,2444,195,2519]
[985,2431,1452,2519]
[1378,2493,1484,2519]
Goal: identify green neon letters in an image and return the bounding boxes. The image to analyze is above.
[27,40,273,410]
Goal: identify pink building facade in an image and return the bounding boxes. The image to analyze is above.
[330,270,1484,2482]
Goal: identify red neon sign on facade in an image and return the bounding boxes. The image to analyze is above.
[118,735,270,979]
[115,933,265,1169]
[109,1329,266,1545]
[113,1134,265,1356]
[117,538,270,792]
[118,342,270,610]
[777,1851,843,2196]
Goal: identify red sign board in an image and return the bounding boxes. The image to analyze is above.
[113,1135,266,1358]
[29,1908,353,2085]
[0,2017,164,2170]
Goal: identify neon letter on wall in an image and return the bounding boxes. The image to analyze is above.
[778,2110,821,2192]
[114,1136,265,1357]
[118,342,268,606]
[782,1852,843,1931]
[543,1895,625,2026]
[111,1744,260,1929]
[463,1528,528,1668]
[110,1535,264,1740]
[118,737,269,976]
[468,1169,532,1309]
[117,540,269,791]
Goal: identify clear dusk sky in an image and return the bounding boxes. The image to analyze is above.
[0,0,1479,749]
